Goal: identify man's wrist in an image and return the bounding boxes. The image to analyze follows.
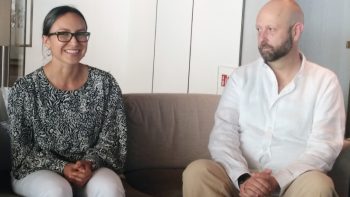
[238,173,251,188]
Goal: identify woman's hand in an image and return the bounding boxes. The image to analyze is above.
[63,160,93,187]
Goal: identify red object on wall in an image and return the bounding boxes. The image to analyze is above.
[221,74,229,87]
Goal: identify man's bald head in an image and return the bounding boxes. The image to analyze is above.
[258,0,304,27]
[256,0,304,62]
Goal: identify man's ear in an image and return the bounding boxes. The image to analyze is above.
[292,22,304,42]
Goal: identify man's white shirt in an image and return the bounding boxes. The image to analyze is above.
[209,54,345,193]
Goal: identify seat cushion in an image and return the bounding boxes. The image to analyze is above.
[0,193,19,197]
[124,169,183,197]
[122,179,153,197]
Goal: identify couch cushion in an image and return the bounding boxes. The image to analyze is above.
[122,179,153,197]
[125,168,183,197]
[123,93,220,172]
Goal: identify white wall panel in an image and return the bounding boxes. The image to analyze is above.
[189,0,244,94]
[124,0,157,93]
[152,0,193,93]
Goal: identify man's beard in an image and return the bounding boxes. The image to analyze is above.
[258,31,293,62]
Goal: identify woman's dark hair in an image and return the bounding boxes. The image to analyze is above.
[42,5,87,36]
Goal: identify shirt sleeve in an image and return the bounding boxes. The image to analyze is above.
[83,76,127,173]
[273,76,345,193]
[9,81,68,180]
[208,70,249,189]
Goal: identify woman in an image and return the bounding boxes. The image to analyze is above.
[9,5,127,197]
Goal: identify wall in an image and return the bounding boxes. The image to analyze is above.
[297,0,350,108]
[0,0,11,45]
[189,0,243,94]
[25,0,243,94]
[126,0,243,93]
[240,0,266,65]
[124,0,156,93]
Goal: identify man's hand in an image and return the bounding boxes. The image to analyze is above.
[239,169,279,197]
[63,160,93,187]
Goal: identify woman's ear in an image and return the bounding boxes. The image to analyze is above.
[43,35,50,49]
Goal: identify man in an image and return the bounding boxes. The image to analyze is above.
[183,0,345,196]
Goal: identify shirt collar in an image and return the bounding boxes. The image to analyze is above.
[296,52,306,79]
[260,51,307,79]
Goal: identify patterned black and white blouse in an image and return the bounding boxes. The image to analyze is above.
[9,66,127,180]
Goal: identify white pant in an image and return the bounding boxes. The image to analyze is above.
[12,168,125,197]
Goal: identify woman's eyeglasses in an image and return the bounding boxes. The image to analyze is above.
[47,32,90,42]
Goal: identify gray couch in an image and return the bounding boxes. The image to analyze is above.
[1,92,349,197]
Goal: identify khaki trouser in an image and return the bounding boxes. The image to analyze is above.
[182,159,338,197]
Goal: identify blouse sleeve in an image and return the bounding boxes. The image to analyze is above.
[273,75,345,193]
[83,76,127,173]
[9,81,68,179]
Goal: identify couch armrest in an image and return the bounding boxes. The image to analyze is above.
[329,139,350,197]
[0,123,12,192]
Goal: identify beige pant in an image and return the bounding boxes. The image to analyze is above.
[182,159,338,197]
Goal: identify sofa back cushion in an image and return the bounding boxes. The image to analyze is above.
[123,93,220,172]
